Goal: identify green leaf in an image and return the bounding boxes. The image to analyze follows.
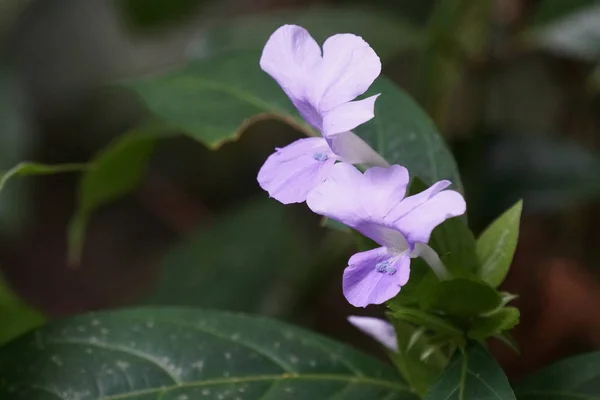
[433,218,478,278]
[493,332,520,354]
[0,162,86,192]
[388,258,441,307]
[191,6,423,62]
[356,78,463,189]
[423,279,501,318]
[467,307,520,341]
[143,199,328,318]
[125,51,312,149]
[425,343,516,400]
[476,200,523,288]
[389,321,449,397]
[516,351,600,400]
[388,306,464,341]
[67,132,156,265]
[0,308,418,399]
[0,270,45,345]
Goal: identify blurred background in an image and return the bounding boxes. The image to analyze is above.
[1,0,600,383]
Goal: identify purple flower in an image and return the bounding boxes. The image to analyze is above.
[307,163,466,307]
[260,24,381,137]
[257,25,387,204]
[348,316,398,351]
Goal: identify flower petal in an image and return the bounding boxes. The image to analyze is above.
[394,185,466,244]
[347,316,398,352]
[360,165,410,221]
[257,137,336,204]
[321,95,380,137]
[259,25,323,129]
[343,247,411,307]
[306,162,366,223]
[326,131,389,167]
[316,34,381,112]
[307,163,408,248]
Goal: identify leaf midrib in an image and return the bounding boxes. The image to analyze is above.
[98,373,410,400]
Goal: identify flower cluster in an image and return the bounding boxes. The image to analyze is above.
[257,25,466,309]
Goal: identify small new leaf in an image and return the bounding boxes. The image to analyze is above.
[423,278,502,318]
[468,307,520,341]
[476,200,523,287]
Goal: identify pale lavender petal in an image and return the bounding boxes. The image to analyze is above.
[395,189,466,244]
[343,247,411,307]
[308,163,408,248]
[326,131,389,167]
[321,95,380,137]
[316,34,381,112]
[306,162,366,224]
[387,180,451,222]
[257,137,336,204]
[259,25,323,129]
[347,316,398,352]
[360,165,410,222]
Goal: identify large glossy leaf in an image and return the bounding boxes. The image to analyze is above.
[515,351,600,399]
[476,201,522,288]
[142,199,348,318]
[189,6,422,62]
[0,308,418,399]
[125,51,311,149]
[425,344,516,400]
[67,132,157,264]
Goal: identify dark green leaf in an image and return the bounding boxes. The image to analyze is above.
[425,343,516,400]
[493,332,520,354]
[143,199,328,318]
[388,306,464,341]
[433,219,478,278]
[191,6,423,62]
[67,133,156,265]
[467,307,520,341]
[388,258,441,307]
[424,279,501,318]
[389,321,449,397]
[356,78,463,190]
[0,308,418,399]
[516,351,600,400]
[0,163,86,192]
[476,201,522,288]
[0,270,45,345]
[125,51,313,149]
